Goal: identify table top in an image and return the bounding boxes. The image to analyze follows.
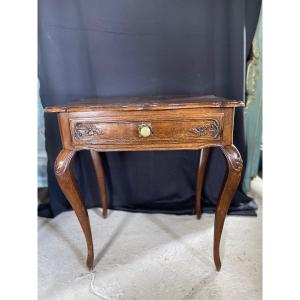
[45,95,244,113]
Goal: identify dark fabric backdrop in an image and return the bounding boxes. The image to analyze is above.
[38,0,261,218]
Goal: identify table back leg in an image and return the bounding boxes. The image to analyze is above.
[90,150,108,218]
[55,149,94,270]
[195,148,210,219]
[213,144,243,271]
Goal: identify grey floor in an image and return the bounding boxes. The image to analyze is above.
[38,177,262,300]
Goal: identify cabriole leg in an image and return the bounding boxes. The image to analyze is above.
[213,145,243,271]
[55,149,94,270]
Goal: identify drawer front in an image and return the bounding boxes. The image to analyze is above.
[69,115,224,146]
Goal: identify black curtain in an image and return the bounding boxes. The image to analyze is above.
[38,0,261,218]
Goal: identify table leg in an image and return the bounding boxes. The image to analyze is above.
[90,150,108,218]
[213,145,243,271]
[55,149,94,270]
[195,148,210,219]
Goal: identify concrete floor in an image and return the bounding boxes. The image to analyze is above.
[38,177,262,300]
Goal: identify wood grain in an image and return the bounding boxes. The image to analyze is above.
[195,148,210,219]
[45,95,243,113]
[54,149,94,270]
[47,95,244,271]
[90,150,108,218]
[214,144,243,271]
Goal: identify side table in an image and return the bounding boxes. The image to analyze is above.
[45,95,244,271]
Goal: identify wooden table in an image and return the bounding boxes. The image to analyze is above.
[46,95,244,271]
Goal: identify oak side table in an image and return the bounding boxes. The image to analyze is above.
[45,95,244,271]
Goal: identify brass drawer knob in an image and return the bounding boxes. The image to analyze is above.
[138,123,152,138]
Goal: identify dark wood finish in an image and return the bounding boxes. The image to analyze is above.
[195,148,210,219]
[63,107,234,152]
[47,95,244,271]
[54,149,94,270]
[90,150,108,218]
[45,95,243,113]
[214,144,243,271]
[70,115,223,146]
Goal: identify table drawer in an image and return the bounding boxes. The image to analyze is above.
[69,116,224,146]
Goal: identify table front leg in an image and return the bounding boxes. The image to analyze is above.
[214,145,243,271]
[55,149,94,270]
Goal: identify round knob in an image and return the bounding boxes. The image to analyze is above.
[139,124,151,138]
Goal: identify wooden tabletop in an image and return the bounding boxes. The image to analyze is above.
[45,95,244,113]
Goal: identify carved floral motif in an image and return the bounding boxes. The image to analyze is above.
[189,119,221,139]
[222,145,243,173]
[231,156,243,172]
[74,123,104,140]
[55,150,75,176]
